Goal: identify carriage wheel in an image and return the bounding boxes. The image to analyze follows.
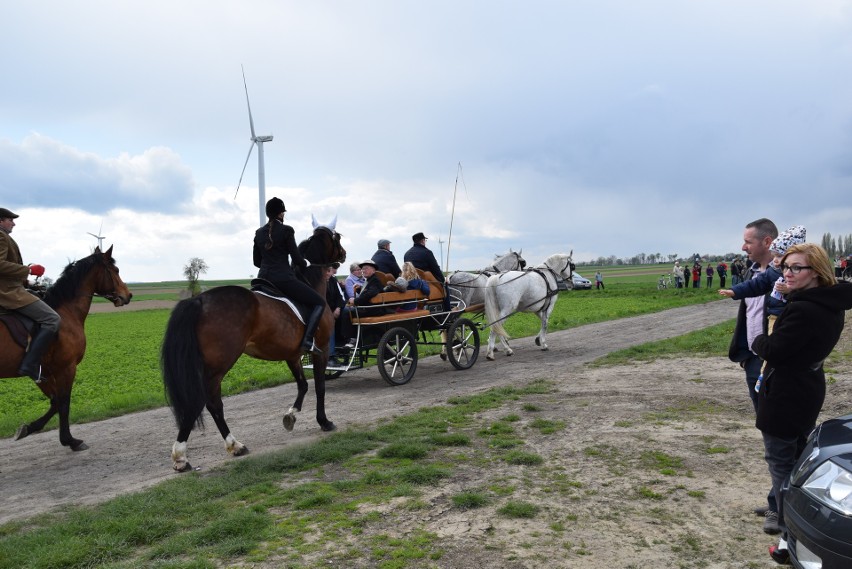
[377,327,418,386]
[446,317,480,370]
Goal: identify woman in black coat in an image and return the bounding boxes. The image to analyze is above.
[751,243,852,560]
[252,197,325,355]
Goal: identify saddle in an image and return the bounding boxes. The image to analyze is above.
[249,279,311,323]
[0,311,35,350]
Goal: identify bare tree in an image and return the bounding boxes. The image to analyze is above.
[184,257,209,297]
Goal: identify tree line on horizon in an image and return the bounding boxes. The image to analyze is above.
[820,233,852,259]
[577,232,851,267]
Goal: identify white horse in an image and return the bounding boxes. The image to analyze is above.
[484,252,574,360]
[446,249,526,309]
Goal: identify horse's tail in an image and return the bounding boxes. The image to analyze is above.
[484,275,509,340]
[161,296,207,431]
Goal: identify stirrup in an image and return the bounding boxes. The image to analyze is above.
[303,340,323,356]
[19,365,43,384]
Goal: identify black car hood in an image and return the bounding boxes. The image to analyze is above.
[815,413,852,448]
[793,413,852,486]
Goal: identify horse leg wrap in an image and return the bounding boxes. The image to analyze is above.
[171,441,190,472]
[225,433,248,456]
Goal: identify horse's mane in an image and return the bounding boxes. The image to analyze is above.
[43,252,111,309]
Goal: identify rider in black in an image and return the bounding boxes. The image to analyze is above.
[253,197,325,355]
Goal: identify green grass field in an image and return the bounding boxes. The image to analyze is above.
[0,271,724,438]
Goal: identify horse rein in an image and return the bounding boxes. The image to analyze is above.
[448,254,527,289]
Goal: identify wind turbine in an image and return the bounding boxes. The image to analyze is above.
[234,65,274,227]
[87,221,105,250]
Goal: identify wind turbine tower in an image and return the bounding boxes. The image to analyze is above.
[87,221,106,250]
[234,65,274,227]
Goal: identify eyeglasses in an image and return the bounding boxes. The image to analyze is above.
[781,264,812,274]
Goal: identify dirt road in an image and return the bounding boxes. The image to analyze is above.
[1,301,739,525]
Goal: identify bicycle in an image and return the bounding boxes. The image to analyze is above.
[657,274,673,290]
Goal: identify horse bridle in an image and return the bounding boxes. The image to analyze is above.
[305,227,346,269]
[96,266,126,303]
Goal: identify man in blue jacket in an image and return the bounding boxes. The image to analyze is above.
[371,239,401,278]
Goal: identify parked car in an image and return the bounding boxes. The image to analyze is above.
[557,272,592,291]
[571,272,592,290]
[781,412,852,568]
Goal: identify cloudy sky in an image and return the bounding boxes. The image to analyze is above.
[2,1,851,282]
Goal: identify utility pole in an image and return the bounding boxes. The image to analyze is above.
[438,237,445,271]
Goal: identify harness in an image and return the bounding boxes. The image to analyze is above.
[447,255,527,290]
[485,257,574,328]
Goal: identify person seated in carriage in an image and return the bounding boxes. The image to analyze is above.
[344,261,366,299]
[340,259,388,347]
[325,262,347,356]
[371,238,401,278]
[0,207,62,383]
[395,261,430,312]
[252,197,325,355]
[404,232,450,311]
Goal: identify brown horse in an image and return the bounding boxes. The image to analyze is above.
[1,246,132,451]
[161,226,346,472]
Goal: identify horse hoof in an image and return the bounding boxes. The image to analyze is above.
[440,352,447,361]
[486,354,495,361]
[506,351,514,357]
[321,421,337,432]
[540,346,549,351]
[233,445,250,457]
[174,462,193,473]
[71,441,89,452]
[283,414,296,431]
[14,424,29,441]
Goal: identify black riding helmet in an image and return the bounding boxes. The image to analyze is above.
[265,197,286,219]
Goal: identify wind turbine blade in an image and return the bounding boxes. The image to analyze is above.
[241,65,256,139]
[234,142,256,199]
[87,232,97,238]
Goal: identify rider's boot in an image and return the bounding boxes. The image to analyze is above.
[300,305,325,356]
[18,327,57,383]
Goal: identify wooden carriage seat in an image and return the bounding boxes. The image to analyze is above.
[415,270,445,303]
[347,269,445,325]
[362,269,444,307]
[373,270,393,286]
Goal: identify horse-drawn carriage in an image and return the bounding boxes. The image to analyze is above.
[302,268,482,385]
[160,229,571,471]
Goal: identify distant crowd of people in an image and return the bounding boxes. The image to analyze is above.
[671,258,737,289]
